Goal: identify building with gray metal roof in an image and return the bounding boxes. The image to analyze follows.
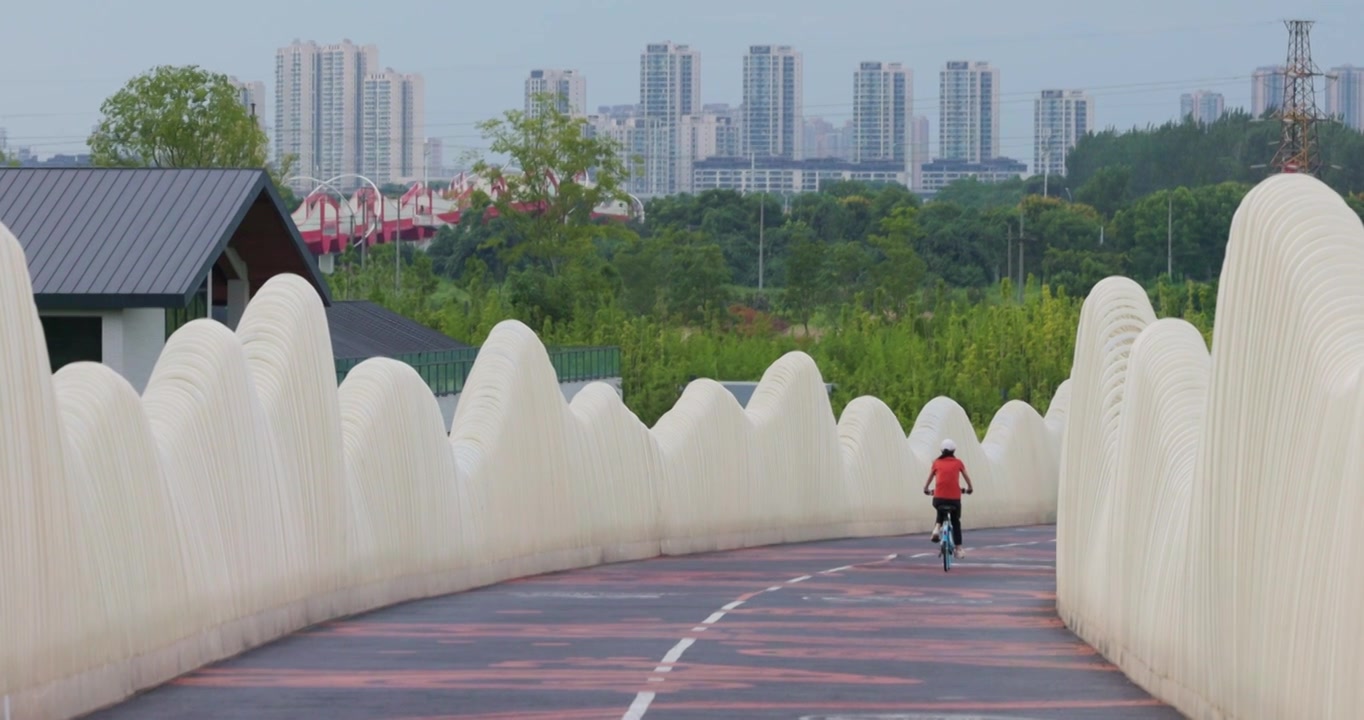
[0,167,332,391]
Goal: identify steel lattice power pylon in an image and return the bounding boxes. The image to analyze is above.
[1272,19,1325,175]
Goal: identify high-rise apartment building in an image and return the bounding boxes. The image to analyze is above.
[803,117,852,159]
[1325,65,1364,131]
[742,45,804,160]
[585,114,660,189]
[911,115,930,190]
[425,138,445,176]
[598,104,640,120]
[228,77,267,130]
[1033,89,1093,179]
[939,61,1000,163]
[638,41,700,195]
[1180,90,1226,125]
[275,41,319,179]
[275,39,378,186]
[1252,65,1286,117]
[679,113,730,191]
[852,61,912,165]
[525,69,587,117]
[361,69,426,184]
[703,104,742,158]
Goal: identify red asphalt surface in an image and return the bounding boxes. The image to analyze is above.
[88,526,1178,719]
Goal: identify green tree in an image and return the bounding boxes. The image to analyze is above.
[1074,165,1133,218]
[468,92,635,274]
[866,206,928,318]
[0,149,17,168]
[1346,193,1364,224]
[780,223,828,334]
[88,65,270,169]
[669,237,732,324]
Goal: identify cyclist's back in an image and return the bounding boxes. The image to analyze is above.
[931,454,965,501]
[921,439,973,557]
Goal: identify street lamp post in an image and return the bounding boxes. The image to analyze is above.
[286,173,385,264]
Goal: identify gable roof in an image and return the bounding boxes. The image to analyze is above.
[326,300,471,360]
[0,167,330,309]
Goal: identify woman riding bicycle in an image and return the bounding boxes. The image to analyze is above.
[922,439,974,558]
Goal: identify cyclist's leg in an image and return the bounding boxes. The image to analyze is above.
[949,502,963,547]
[931,498,947,542]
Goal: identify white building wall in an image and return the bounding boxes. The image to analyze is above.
[41,308,167,394]
[119,308,168,393]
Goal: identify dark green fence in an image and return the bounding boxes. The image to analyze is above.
[335,346,620,396]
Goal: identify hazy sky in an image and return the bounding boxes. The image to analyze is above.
[1,0,1359,164]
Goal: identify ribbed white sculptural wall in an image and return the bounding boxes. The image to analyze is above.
[1057,172,1364,719]
[0,219,1066,720]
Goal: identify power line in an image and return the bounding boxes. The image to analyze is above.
[1272,20,1326,175]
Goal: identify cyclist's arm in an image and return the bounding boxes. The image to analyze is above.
[922,468,937,494]
[962,468,974,493]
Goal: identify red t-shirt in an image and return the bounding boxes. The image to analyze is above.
[931,457,966,500]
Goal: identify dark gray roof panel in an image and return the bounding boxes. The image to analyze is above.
[0,167,263,299]
[325,301,471,359]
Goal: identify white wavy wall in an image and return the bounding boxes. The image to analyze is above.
[1057,172,1364,719]
[0,219,1066,719]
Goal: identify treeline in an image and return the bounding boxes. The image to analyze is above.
[1064,110,1364,200]
[339,241,1216,429]
[426,119,1364,331]
[334,105,1347,430]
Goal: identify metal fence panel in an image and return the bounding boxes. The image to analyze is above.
[335,345,621,396]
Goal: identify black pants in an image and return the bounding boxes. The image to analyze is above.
[932,499,963,546]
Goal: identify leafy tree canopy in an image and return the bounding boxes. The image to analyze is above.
[463,92,636,274]
[89,65,270,169]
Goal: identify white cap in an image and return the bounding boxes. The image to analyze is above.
[941,438,956,452]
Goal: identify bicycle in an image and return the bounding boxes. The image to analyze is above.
[924,487,971,572]
[939,515,956,572]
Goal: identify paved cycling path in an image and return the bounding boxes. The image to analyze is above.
[90,526,1176,719]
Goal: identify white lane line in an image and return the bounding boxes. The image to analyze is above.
[624,690,654,714]
[654,637,695,672]
[621,551,901,719]
[622,690,656,720]
[821,565,854,574]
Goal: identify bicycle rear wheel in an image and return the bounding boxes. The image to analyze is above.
[942,525,952,571]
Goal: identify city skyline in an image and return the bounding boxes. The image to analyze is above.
[1,0,1360,169]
